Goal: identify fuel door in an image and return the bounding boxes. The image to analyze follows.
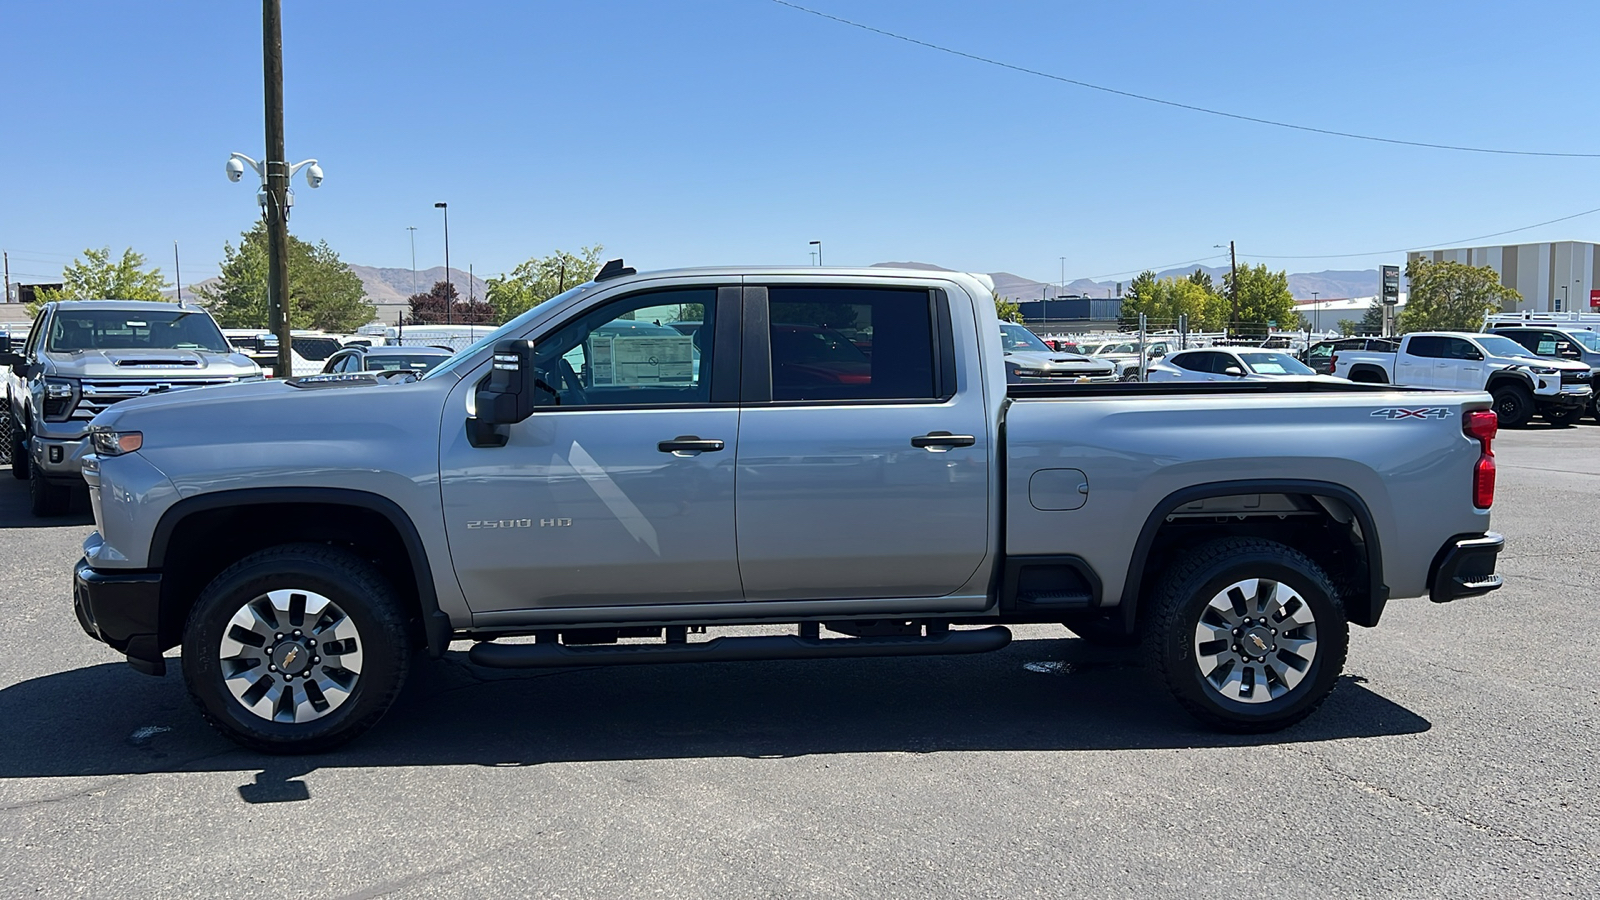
[1029,468,1089,511]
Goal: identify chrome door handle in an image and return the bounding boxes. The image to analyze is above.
[911,431,976,450]
[658,436,725,454]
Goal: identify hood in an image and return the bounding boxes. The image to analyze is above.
[44,347,260,378]
[89,370,416,432]
[1006,350,1116,372]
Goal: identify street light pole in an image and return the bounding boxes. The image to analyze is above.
[406,226,418,297]
[435,202,451,325]
[809,240,822,266]
[1311,291,1319,335]
[1059,256,1066,299]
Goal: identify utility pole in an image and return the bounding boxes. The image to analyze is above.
[469,264,475,305]
[262,0,292,378]
[174,242,183,303]
[1310,291,1319,335]
[1228,240,1238,337]
[3,251,10,304]
[1059,256,1066,299]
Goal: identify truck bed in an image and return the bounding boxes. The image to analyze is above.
[1006,380,1426,400]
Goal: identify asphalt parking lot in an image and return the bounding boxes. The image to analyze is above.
[0,426,1595,899]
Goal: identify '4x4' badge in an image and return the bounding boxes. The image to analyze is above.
[1371,407,1452,420]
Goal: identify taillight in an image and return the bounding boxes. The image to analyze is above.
[1465,409,1497,509]
[1329,352,1338,371]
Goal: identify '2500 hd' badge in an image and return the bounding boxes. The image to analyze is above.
[1370,407,1452,420]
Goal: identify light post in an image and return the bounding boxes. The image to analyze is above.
[1059,256,1066,299]
[435,202,451,324]
[809,240,822,266]
[1311,291,1319,335]
[224,150,322,376]
[1560,285,1569,312]
[406,226,418,296]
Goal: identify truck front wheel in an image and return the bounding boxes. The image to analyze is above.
[1146,538,1347,733]
[1490,385,1534,428]
[28,466,71,516]
[181,544,412,754]
[6,409,27,480]
[1544,406,1583,428]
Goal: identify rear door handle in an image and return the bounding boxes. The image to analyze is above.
[658,435,725,454]
[911,431,976,450]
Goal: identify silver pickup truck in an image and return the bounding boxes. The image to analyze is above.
[0,301,261,516]
[69,265,1504,753]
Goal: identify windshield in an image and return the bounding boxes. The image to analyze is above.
[291,336,343,361]
[46,308,230,353]
[1238,351,1315,375]
[999,323,1051,353]
[1565,331,1600,351]
[1475,335,1545,359]
[422,284,593,380]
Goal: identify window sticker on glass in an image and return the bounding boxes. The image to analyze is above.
[590,335,695,385]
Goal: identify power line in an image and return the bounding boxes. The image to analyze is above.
[769,0,1600,159]
[1242,204,1600,260]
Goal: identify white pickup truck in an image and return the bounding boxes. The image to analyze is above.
[1333,331,1592,427]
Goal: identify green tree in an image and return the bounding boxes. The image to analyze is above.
[1397,257,1519,334]
[1223,264,1296,337]
[485,246,606,322]
[1336,319,1359,336]
[31,247,168,315]
[1356,299,1386,335]
[195,223,375,332]
[994,291,1022,323]
[1119,269,1228,331]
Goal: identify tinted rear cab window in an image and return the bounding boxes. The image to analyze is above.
[768,287,936,402]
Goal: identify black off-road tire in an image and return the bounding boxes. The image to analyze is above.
[6,408,28,480]
[28,464,72,517]
[1146,538,1348,733]
[1545,406,1584,428]
[182,543,412,754]
[1490,384,1534,428]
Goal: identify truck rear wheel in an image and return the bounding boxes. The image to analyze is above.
[181,543,412,754]
[28,466,71,517]
[1490,385,1533,428]
[1146,538,1347,733]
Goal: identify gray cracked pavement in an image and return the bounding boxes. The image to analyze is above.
[0,426,1595,898]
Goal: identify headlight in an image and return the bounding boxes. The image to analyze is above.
[234,374,266,383]
[89,428,143,456]
[1014,369,1045,377]
[41,377,78,421]
[1529,366,1559,375]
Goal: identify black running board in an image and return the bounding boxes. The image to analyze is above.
[467,626,1013,669]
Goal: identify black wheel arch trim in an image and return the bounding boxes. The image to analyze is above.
[150,487,452,657]
[1119,479,1388,631]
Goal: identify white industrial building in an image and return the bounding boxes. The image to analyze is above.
[1408,240,1600,313]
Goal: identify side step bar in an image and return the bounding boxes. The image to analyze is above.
[468,626,1013,669]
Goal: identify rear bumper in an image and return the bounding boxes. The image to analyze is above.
[73,558,166,675]
[1429,532,1504,603]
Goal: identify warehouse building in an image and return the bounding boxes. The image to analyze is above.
[1408,240,1600,313]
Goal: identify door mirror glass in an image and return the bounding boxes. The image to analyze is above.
[1223,365,1245,377]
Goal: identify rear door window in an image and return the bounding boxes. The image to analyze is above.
[767,287,936,402]
[1406,336,1446,358]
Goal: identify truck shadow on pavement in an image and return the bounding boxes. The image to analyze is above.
[0,639,1430,794]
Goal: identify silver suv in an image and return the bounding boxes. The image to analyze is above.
[0,300,261,515]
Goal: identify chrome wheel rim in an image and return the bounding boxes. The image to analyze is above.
[1192,578,1317,705]
[218,589,364,723]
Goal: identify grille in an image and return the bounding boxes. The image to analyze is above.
[1561,370,1592,385]
[71,379,234,421]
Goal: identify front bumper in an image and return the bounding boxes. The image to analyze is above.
[73,558,166,675]
[30,433,92,481]
[1429,532,1504,603]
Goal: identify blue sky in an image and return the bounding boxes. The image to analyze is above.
[5,0,1600,290]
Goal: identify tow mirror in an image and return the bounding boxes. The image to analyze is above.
[1223,365,1245,377]
[467,339,537,448]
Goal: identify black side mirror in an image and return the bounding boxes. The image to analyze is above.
[467,339,537,448]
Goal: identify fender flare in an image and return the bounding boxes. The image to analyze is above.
[150,487,452,656]
[1119,479,1388,631]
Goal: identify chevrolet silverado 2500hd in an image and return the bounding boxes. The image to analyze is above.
[0,301,261,516]
[71,265,1504,752]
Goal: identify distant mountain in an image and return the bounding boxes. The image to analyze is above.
[349,265,489,306]
[872,261,1385,301]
